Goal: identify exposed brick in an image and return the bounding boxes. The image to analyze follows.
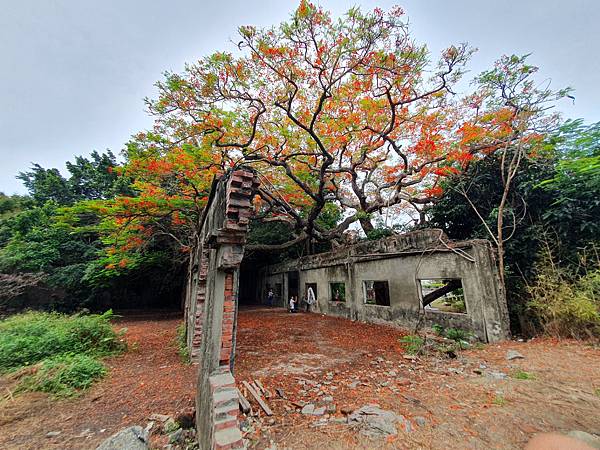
[209,372,235,388]
[214,427,244,450]
[212,391,237,410]
[183,169,258,449]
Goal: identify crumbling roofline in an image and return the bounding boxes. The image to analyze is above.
[264,246,481,274]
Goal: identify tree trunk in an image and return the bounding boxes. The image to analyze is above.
[359,217,374,236]
[422,279,462,307]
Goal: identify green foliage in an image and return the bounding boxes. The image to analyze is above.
[176,322,190,364]
[444,327,471,343]
[17,165,73,205]
[430,324,472,348]
[17,151,132,206]
[428,120,600,334]
[527,248,600,338]
[315,202,342,231]
[0,150,186,312]
[0,194,33,220]
[366,226,394,241]
[512,370,535,380]
[432,324,445,336]
[17,353,107,397]
[538,120,600,259]
[0,208,99,274]
[492,393,506,406]
[399,335,424,355]
[248,220,296,248]
[0,310,124,373]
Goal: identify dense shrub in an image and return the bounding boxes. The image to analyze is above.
[527,251,600,339]
[0,310,124,373]
[17,354,107,397]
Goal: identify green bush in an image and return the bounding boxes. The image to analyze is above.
[513,370,536,380]
[431,325,473,348]
[0,310,125,397]
[432,324,445,336]
[445,327,471,343]
[527,250,600,338]
[400,335,424,355]
[0,310,124,373]
[17,354,107,397]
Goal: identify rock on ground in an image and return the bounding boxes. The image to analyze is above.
[96,426,148,450]
[301,404,315,415]
[506,350,525,360]
[347,405,409,438]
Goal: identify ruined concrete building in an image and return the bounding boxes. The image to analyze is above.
[256,230,510,343]
[184,169,510,449]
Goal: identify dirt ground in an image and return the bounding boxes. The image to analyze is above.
[0,310,196,450]
[236,309,600,449]
[1,308,599,449]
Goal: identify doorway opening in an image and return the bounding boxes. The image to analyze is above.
[287,271,299,300]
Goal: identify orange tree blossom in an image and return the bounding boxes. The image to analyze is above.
[93,2,569,268]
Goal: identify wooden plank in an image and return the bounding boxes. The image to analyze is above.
[242,381,273,416]
[254,380,271,399]
[237,388,251,414]
[254,379,266,394]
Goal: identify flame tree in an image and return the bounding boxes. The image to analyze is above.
[102,2,567,262]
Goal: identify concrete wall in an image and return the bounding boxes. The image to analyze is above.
[259,230,510,343]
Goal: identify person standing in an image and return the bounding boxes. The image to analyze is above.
[267,288,274,306]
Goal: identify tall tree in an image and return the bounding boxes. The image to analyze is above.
[136,3,564,253]
[98,3,566,266]
[444,54,569,285]
[18,150,131,205]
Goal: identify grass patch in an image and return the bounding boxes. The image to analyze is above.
[400,335,424,355]
[513,370,536,380]
[0,310,125,397]
[492,393,506,406]
[17,354,107,397]
[430,325,475,350]
[595,388,600,397]
[527,249,600,339]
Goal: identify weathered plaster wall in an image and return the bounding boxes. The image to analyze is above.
[183,169,258,450]
[259,230,510,343]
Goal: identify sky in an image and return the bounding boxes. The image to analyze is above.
[1,0,599,194]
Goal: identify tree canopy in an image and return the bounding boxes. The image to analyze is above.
[108,2,567,259]
[0,2,587,325]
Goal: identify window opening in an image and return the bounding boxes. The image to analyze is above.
[329,282,346,302]
[364,280,390,306]
[419,279,466,314]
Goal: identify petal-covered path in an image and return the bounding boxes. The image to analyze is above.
[1,308,599,449]
[235,308,600,450]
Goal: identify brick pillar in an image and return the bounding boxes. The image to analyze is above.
[210,368,243,450]
[192,249,209,359]
[219,272,235,366]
